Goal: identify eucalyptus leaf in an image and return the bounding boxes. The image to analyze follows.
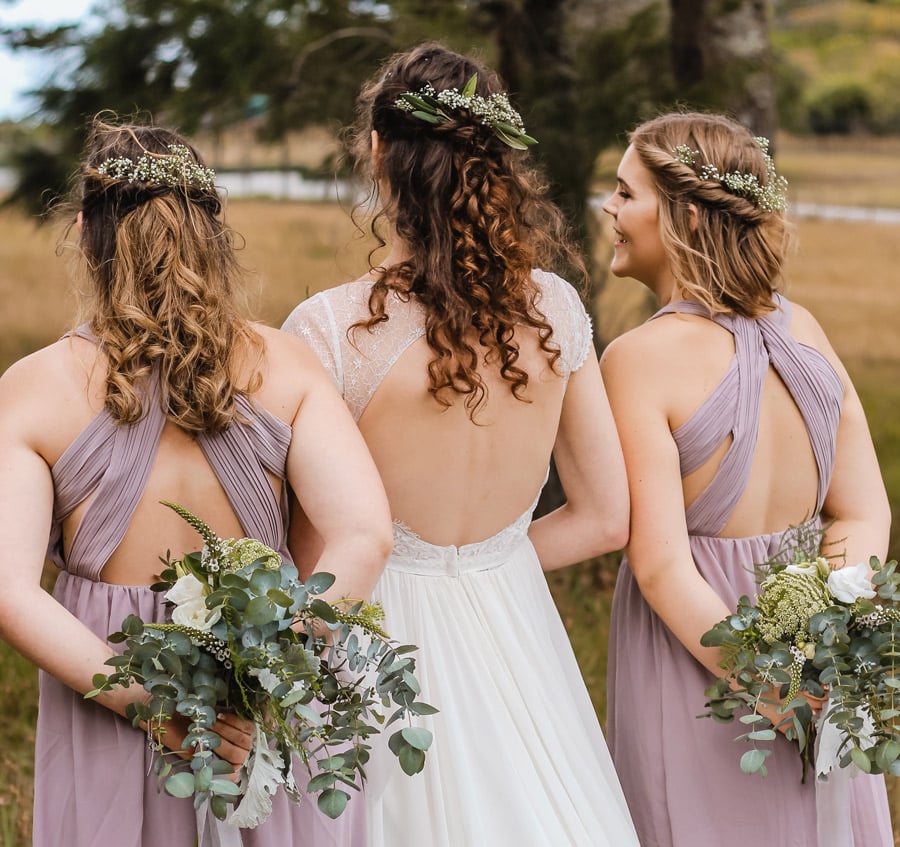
[304,572,336,595]
[317,789,349,819]
[400,726,433,751]
[739,748,770,774]
[164,771,197,799]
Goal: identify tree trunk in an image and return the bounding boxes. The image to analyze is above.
[669,0,776,141]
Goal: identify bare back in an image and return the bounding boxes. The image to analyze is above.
[283,271,593,547]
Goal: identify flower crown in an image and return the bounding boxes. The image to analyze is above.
[394,73,537,150]
[96,144,216,191]
[672,137,788,213]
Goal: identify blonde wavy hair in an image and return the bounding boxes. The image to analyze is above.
[629,111,793,318]
[71,119,262,434]
[347,42,587,417]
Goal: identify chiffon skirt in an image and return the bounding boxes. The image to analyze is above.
[607,532,893,847]
[33,570,365,847]
[364,530,638,847]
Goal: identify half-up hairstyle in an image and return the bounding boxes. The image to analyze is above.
[629,111,792,318]
[348,42,587,417]
[72,118,262,434]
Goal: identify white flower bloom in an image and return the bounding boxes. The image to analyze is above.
[171,596,221,631]
[827,562,877,604]
[165,573,207,605]
[784,561,818,576]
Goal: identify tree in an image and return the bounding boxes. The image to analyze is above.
[669,0,777,139]
[1,0,396,212]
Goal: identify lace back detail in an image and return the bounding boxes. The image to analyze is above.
[282,271,593,421]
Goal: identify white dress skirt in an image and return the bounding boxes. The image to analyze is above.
[363,514,639,847]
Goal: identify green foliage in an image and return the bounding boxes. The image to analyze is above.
[772,0,900,134]
[808,83,873,134]
[87,502,434,823]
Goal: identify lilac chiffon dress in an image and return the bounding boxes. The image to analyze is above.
[607,297,893,847]
[32,326,365,847]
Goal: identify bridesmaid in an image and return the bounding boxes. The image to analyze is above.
[601,111,892,846]
[0,118,391,846]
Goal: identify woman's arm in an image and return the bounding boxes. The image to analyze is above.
[283,341,393,604]
[599,334,734,676]
[528,346,630,571]
[821,363,891,568]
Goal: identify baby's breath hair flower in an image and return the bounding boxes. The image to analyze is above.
[672,136,788,213]
[95,144,216,191]
[395,73,537,150]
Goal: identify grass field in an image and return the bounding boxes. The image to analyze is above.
[0,137,899,843]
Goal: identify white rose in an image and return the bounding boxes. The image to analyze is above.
[165,573,206,605]
[827,562,877,604]
[170,597,221,631]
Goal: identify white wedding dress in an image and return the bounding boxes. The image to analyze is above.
[282,271,638,847]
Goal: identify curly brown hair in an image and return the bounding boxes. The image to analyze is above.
[629,111,793,318]
[70,118,262,434]
[347,42,587,417]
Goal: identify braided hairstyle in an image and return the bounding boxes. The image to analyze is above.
[629,112,792,318]
[347,42,587,417]
[72,118,261,434]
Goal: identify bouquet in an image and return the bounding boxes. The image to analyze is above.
[701,529,900,782]
[87,501,436,826]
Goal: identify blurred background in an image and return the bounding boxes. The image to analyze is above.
[0,0,898,843]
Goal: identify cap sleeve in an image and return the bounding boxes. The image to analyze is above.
[281,291,343,392]
[532,270,593,375]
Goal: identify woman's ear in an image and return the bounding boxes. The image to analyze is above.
[686,203,699,232]
[371,130,382,179]
[76,210,84,234]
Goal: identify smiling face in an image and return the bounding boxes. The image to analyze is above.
[602,144,677,302]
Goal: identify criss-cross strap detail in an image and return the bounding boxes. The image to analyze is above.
[757,303,843,510]
[49,325,293,579]
[197,392,291,548]
[650,296,843,537]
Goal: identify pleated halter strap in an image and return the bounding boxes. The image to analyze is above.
[49,325,292,580]
[650,296,843,537]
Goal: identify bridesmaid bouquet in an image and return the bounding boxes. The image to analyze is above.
[701,534,900,783]
[87,502,435,826]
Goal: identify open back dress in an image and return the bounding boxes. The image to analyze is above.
[284,271,639,847]
[606,297,893,847]
[33,325,363,847]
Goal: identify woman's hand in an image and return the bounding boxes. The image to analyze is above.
[148,711,255,780]
[756,689,828,736]
[212,712,255,779]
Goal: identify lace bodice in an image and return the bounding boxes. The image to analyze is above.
[282,269,593,421]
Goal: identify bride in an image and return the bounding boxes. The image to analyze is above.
[282,42,639,847]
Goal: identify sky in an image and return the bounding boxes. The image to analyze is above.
[0,0,96,119]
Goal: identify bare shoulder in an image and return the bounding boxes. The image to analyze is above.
[246,323,339,413]
[601,318,690,383]
[785,299,830,346]
[783,298,848,381]
[1,335,95,402]
[252,323,331,373]
[0,335,98,448]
